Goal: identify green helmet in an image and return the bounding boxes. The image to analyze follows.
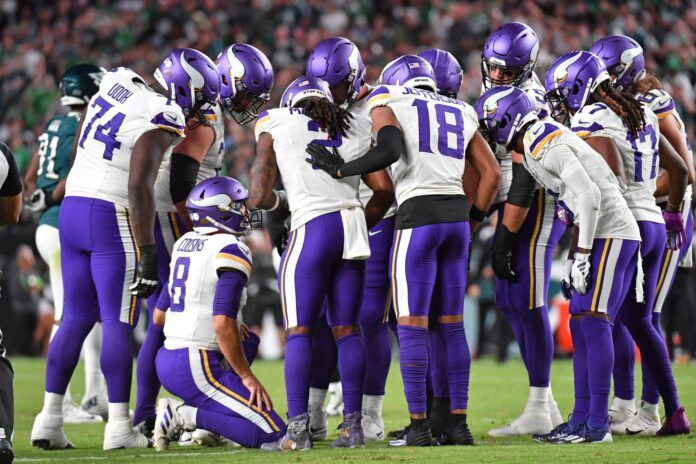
[59,63,106,107]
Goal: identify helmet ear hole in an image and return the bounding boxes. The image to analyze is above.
[572,83,581,96]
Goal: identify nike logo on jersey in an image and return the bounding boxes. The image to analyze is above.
[369,229,382,237]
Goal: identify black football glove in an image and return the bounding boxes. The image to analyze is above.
[305,143,344,179]
[130,244,158,298]
[491,223,517,281]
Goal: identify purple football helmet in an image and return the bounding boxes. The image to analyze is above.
[216,44,274,125]
[589,35,646,92]
[378,55,436,92]
[280,76,333,108]
[306,37,365,106]
[418,48,463,98]
[481,22,539,90]
[154,48,220,122]
[544,51,610,122]
[476,86,539,147]
[186,176,261,235]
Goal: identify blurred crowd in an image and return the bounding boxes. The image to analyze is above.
[0,0,695,359]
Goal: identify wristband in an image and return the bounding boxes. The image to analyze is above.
[469,205,486,223]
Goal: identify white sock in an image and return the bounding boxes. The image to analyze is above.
[611,397,636,412]
[527,386,550,406]
[308,388,327,411]
[362,394,384,417]
[179,405,197,429]
[83,323,103,399]
[640,400,659,416]
[548,387,556,403]
[43,392,64,416]
[108,402,130,422]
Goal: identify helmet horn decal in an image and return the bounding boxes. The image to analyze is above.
[553,52,584,85]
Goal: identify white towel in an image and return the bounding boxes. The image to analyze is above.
[635,246,644,304]
[340,207,371,260]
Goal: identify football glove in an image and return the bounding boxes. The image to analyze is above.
[305,143,344,179]
[663,209,685,251]
[26,188,59,213]
[491,223,516,280]
[130,244,158,298]
[570,252,591,295]
[560,258,573,300]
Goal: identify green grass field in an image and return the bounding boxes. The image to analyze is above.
[10,357,696,463]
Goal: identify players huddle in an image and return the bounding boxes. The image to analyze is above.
[25,21,692,453]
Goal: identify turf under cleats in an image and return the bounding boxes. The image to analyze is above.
[657,407,691,436]
[388,419,433,447]
[332,411,364,448]
[30,412,74,450]
[103,418,152,450]
[260,413,313,451]
[153,398,185,451]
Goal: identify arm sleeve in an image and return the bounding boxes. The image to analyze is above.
[212,270,248,318]
[339,125,402,177]
[169,153,201,203]
[506,162,537,208]
[0,142,22,196]
[545,145,601,250]
[155,287,171,311]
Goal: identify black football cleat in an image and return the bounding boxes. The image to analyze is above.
[388,419,433,447]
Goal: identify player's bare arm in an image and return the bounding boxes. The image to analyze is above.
[248,132,281,210]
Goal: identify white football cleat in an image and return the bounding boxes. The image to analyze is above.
[361,413,385,441]
[63,399,103,424]
[153,398,185,451]
[81,393,109,420]
[326,382,344,417]
[103,418,151,450]
[308,406,328,441]
[31,412,73,450]
[609,397,636,434]
[192,429,238,447]
[488,410,553,437]
[623,401,661,436]
[178,430,194,446]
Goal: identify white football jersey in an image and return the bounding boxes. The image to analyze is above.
[636,88,693,204]
[522,119,640,241]
[163,231,252,352]
[354,90,397,218]
[254,106,371,230]
[155,103,225,212]
[481,73,550,204]
[366,85,478,205]
[66,68,185,207]
[572,102,663,224]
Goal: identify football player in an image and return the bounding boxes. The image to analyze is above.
[546,50,690,437]
[133,44,273,439]
[477,23,566,437]
[152,176,285,450]
[477,85,642,444]
[591,35,695,436]
[30,48,219,450]
[307,55,500,446]
[249,76,393,450]
[24,63,108,423]
[305,37,395,441]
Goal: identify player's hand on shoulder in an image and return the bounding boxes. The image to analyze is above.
[305,143,344,178]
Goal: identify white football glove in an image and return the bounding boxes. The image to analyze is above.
[26,188,48,212]
[571,252,591,295]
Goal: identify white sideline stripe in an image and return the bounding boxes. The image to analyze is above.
[16,450,240,462]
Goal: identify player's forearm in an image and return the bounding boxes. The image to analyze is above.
[338,126,402,177]
[0,194,22,225]
[658,135,688,209]
[249,134,280,210]
[128,185,156,246]
[654,171,670,198]
[214,316,252,379]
